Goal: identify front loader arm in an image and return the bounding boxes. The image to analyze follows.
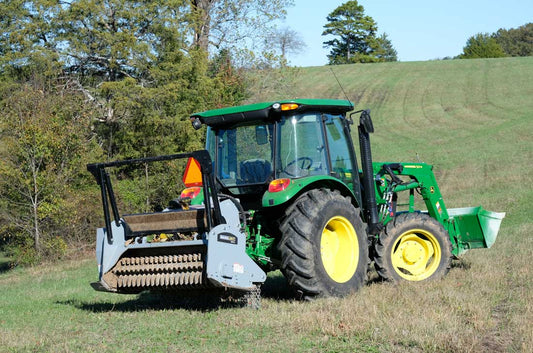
[372,162,505,256]
[373,162,449,223]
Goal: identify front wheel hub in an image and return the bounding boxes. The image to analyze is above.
[399,240,424,264]
[391,230,441,281]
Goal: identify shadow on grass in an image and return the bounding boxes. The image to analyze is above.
[364,261,472,285]
[57,273,295,313]
[261,272,294,300]
[451,258,472,270]
[0,257,14,274]
[64,262,475,313]
[58,293,227,313]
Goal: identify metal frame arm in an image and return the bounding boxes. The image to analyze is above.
[87,150,222,241]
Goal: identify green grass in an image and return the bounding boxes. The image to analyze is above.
[1,57,532,352]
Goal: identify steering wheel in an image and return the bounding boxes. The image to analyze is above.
[283,157,313,177]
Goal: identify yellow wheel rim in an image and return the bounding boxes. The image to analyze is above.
[320,216,359,283]
[391,229,441,281]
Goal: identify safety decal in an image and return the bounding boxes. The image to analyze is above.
[233,263,244,274]
[218,232,238,245]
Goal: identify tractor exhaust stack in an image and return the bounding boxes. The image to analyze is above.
[358,110,381,234]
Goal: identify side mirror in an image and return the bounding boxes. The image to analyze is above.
[359,109,374,134]
[255,125,268,145]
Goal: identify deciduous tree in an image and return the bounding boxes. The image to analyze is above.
[494,23,533,57]
[272,27,306,66]
[0,64,101,262]
[189,0,294,54]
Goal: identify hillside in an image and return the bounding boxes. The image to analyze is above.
[1,57,532,352]
[251,57,533,209]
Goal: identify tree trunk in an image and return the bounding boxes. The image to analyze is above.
[31,157,41,253]
[144,162,150,213]
[32,200,40,252]
[190,0,214,51]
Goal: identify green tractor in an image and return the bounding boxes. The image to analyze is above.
[87,99,504,300]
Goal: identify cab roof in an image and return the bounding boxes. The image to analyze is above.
[190,99,354,128]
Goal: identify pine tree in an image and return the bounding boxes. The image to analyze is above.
[459,33,507,59]
[322,1,397,64]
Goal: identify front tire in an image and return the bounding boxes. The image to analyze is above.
[374,213,452,282]
[278,189,368,299]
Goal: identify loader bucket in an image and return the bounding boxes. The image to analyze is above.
[448,207,505,254]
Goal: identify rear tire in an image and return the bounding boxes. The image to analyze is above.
[278,189,368,299]
[374,213,452,282]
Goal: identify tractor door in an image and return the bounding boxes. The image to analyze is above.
[206,124,274,208]
[322,114,361,202]
[276,113,328,178]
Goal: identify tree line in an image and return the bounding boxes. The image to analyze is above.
[0,0,294,265]
[0,0,396,265]
[459,23,532,59]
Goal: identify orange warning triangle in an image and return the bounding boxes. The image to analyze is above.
[183,157,203,187]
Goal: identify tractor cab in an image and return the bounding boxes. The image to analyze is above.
[194,100,361,209]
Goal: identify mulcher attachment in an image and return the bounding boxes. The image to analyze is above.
[100,252,206,293]
[88,150,266,295]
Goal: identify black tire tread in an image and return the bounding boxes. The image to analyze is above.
[278,188,368,299]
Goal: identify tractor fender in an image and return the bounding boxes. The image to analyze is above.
[262,175,360,209]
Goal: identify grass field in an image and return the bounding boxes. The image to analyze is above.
[1,57,532,352]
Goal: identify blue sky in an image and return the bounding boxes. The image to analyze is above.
[283,0,533,66]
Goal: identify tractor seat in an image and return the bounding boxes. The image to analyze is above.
[240,159,272,184]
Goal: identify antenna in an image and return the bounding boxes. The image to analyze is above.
[330,67,351,102]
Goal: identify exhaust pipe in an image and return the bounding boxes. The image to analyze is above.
[358,110,381,235]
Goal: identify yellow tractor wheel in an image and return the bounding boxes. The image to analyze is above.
[374,213,452,282]
[279,188,368,299]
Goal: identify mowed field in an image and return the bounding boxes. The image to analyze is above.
[1,57,532,352]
